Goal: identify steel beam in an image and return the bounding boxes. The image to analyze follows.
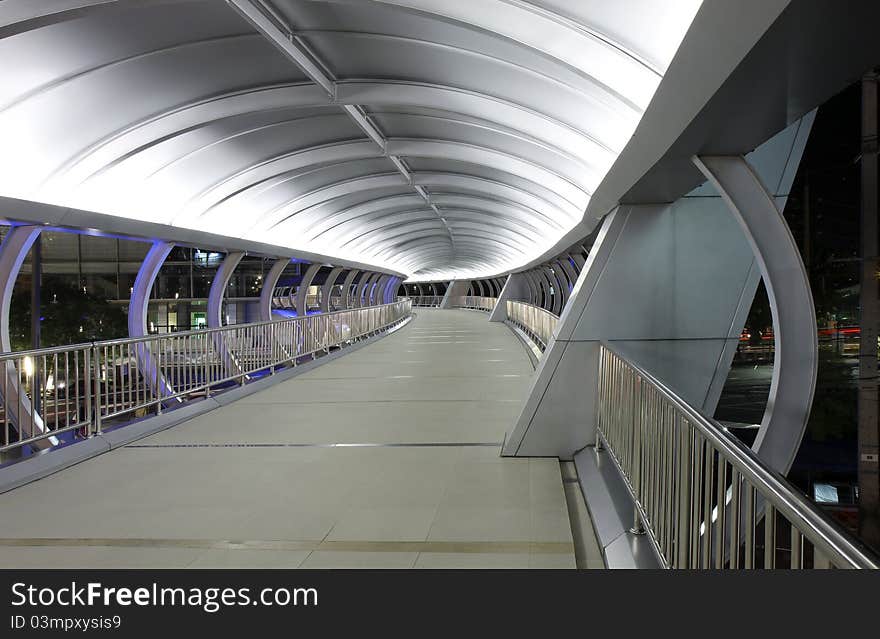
[226,0,336,97]
[227,0,456,251]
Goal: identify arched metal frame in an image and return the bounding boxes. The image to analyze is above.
[358,273,379,308]
[128,241,176,400]
[0,0,701,280]
[0,225,55,446]
[295,263,322,316]
[693,155,819,474]
[207,251,246,378]
[207,252,245,328]
[522,271,539,306]
[557,257,579,296]
[260,258,290,321]
[320,266,345,312]
[340,269,360,309]
[373,275,390,305]
[548,265,566,315]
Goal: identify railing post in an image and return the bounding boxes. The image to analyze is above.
[676,417,692,568]
[91,344,102,435]
[155,339,163,415]
[596,346,605,451]
[630,375,646,535]
[84,346,93,436]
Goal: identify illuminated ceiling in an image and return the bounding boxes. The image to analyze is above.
[0,0,701,279]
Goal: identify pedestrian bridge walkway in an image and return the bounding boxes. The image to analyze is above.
[0,309,601,569]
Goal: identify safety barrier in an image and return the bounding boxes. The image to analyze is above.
[596,342,878,569]
[505,301,558,352]
[0,299,411,456]
[407,296,444,307]
[452,296,496,312]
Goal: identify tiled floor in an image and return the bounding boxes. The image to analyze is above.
[0,309,599,568]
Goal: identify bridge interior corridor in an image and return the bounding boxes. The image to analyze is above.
[0,309,599,569]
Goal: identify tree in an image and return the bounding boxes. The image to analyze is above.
[9,278,127,351]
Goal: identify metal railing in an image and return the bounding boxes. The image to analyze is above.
[596,342,878,569]
[505,301,558,352]
[453,296,496,312]
[407,295,443,307]
[1,299,411,456]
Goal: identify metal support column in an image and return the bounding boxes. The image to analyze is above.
[128,241,175,399]
[320,267,344,312]
[0,226,55,447]
[207,252,244,329]
[340,269,360,309]
[207,251,245,380]
[260,258,289,322]
[30,233,41,415]
[374,275,390,305]
[295,263,322,316]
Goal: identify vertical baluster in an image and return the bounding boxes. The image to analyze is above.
[182,336,188,396]
[109,344,115,414]
[744,481,755,569]
[764,502,776,569]
[82,348,91,434]
[155,337,163,413]
[664,404,674,562]
[3,360,8,448]
[124,343,130,413]
[647,388,655,533]
[715,459,728,569]
[690,431,704,568]
[729,469,741,569]
[791,527,802,569]
[64,351,71,430]
[701,439,714,569]
[84,346,93,433]
[676,416,692,568]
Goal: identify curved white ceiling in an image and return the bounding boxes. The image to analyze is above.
[0,0,701,280]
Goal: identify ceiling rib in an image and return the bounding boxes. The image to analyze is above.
[226,0,456,259]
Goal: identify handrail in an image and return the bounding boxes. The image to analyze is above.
[505,301,558,352]
[597,342,878,569]
[0,300,411,457]
[452,296,496,312]
[406,295,443,307]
